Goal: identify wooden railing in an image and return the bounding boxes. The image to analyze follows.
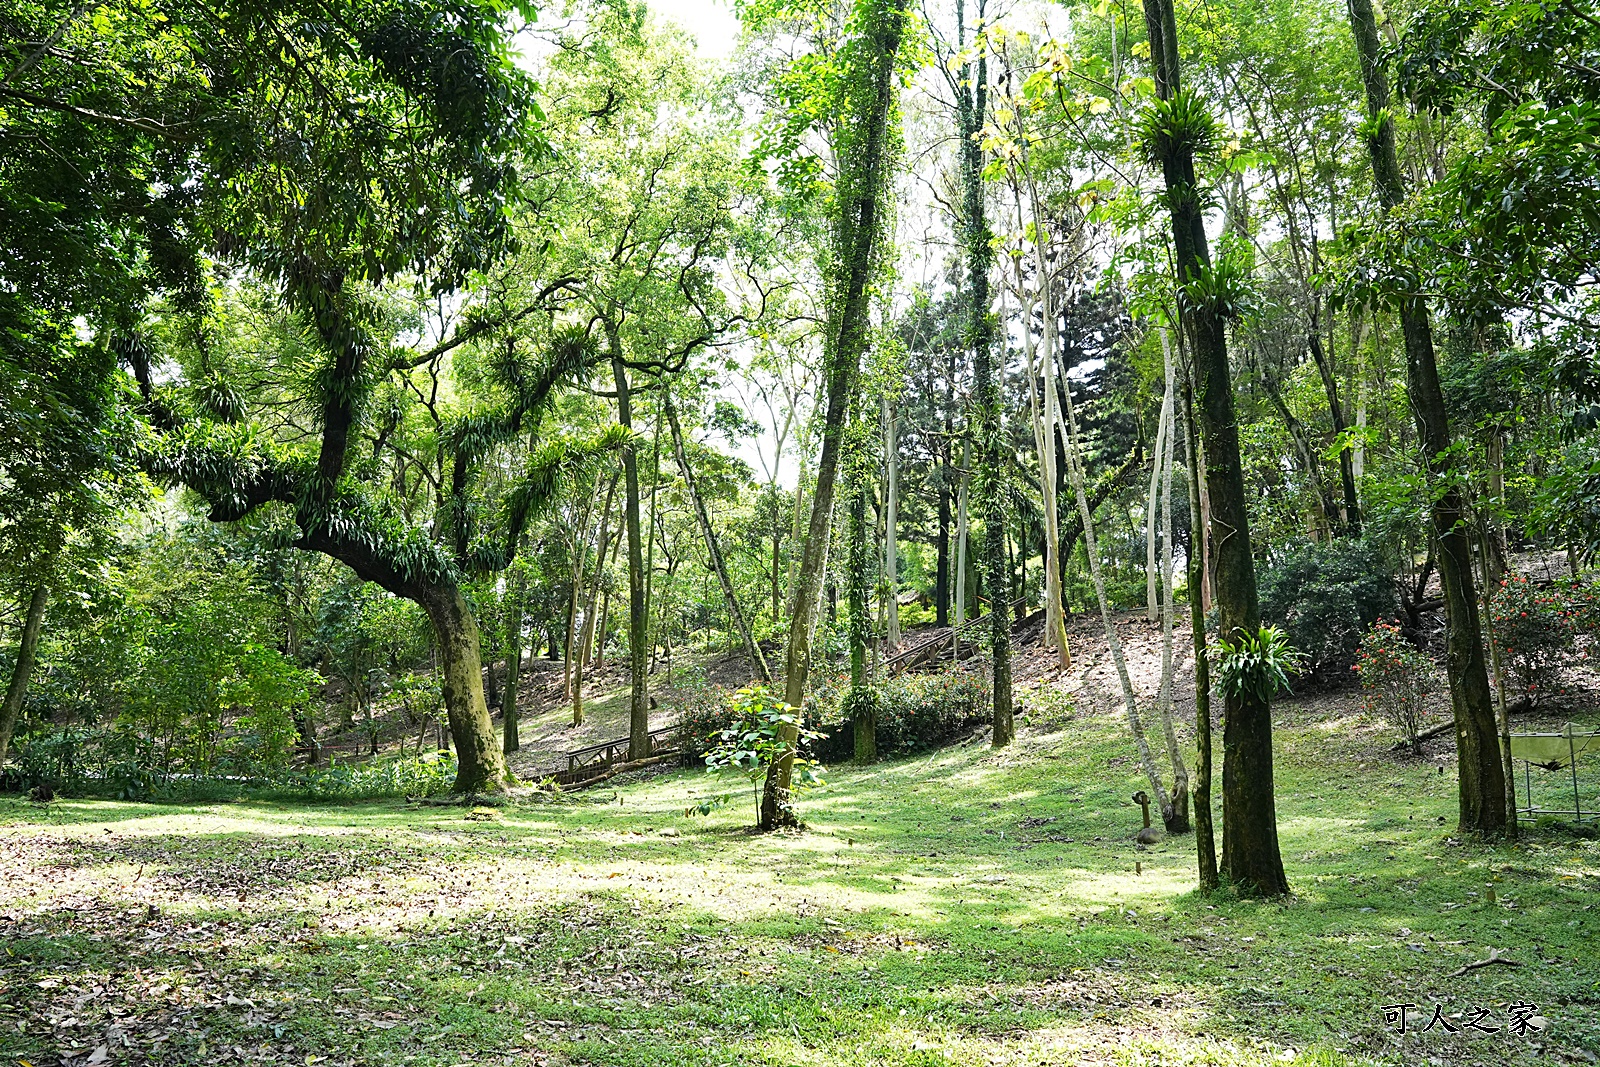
[553,724,678,785]
[881,598,1027,676]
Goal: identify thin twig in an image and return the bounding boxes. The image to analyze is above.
[1445,952,1520,979]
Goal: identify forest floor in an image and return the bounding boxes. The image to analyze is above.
[5,623,1600,1067]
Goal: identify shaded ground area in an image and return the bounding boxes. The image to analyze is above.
[4,664,1598,1067]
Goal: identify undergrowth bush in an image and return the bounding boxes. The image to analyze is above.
[277,752,459,800]
[1259,539,1395,686]
[671,679,735,762]
[1355,620,1435,754]
[812,667,990,762]
[1489,573,1598,704]
[6,725,458,801]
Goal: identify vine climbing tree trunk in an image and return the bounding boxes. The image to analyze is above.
[1142,0,1288,893]
[761,0,909,829]
[955,0,1014,747]
[1345,0,1506,834]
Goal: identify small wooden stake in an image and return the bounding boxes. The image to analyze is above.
[1136,861,1143,875]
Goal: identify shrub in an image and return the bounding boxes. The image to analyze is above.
[1489,573,1577,704]
[1355,619,1435,754]
[277,751,459,800]
[1259,539,1396,685]
[671,679,735,762]
[812,667,990,762]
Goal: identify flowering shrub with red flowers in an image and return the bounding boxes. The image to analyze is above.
[1355,620,1434,755]
[1489,573,1578,704]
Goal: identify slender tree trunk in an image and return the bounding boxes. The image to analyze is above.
[1262,377,1334,539]
[936,471,952,627]
[573,475,620,727]
[1143,0,1287,893]
[0,583,49,769]
[1014,178,1071,669]
[1478,515,1518,837]
[1353,309,1369,485]
[1059,345,1178,828]
[955,437,971,627]
[563,478,599,721]
[1181,352,1218,889]
[502,573,527,754]
[609,342,652,762]
[882,395,901,648]
[666,392,771,682]
[1346,0,1506,834]
[1146,393,1169,620]
[420,584,506,794]
[849,457,877,762]
[762,0,909,828]
[1308,321,1362,532]
[1155,332,1191,831]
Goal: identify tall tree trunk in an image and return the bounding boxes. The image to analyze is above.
[762,0,909,829]
[563,475,600,721]
[609,341,652,762]
[1146,393,1170,620]
[882,395,901,648]
[1262,376,1334,540]
[0,582,49,769]
[1143,0,1287,894]
[420,585,506,794]
[849,455,877,762]
[666,392,771,682]
[1013,176,1071,669]
[957,0,1013,748]
[935,470,952,626]
[1345,0,1506,834]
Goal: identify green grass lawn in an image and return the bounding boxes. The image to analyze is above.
[3,700,1597,1067]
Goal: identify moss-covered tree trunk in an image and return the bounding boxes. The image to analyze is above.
[1141,0,1287,895]
[956,0,1013,748]
[420,585,507,794]
[761,0,909,829]
[1344,0,1505,834]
